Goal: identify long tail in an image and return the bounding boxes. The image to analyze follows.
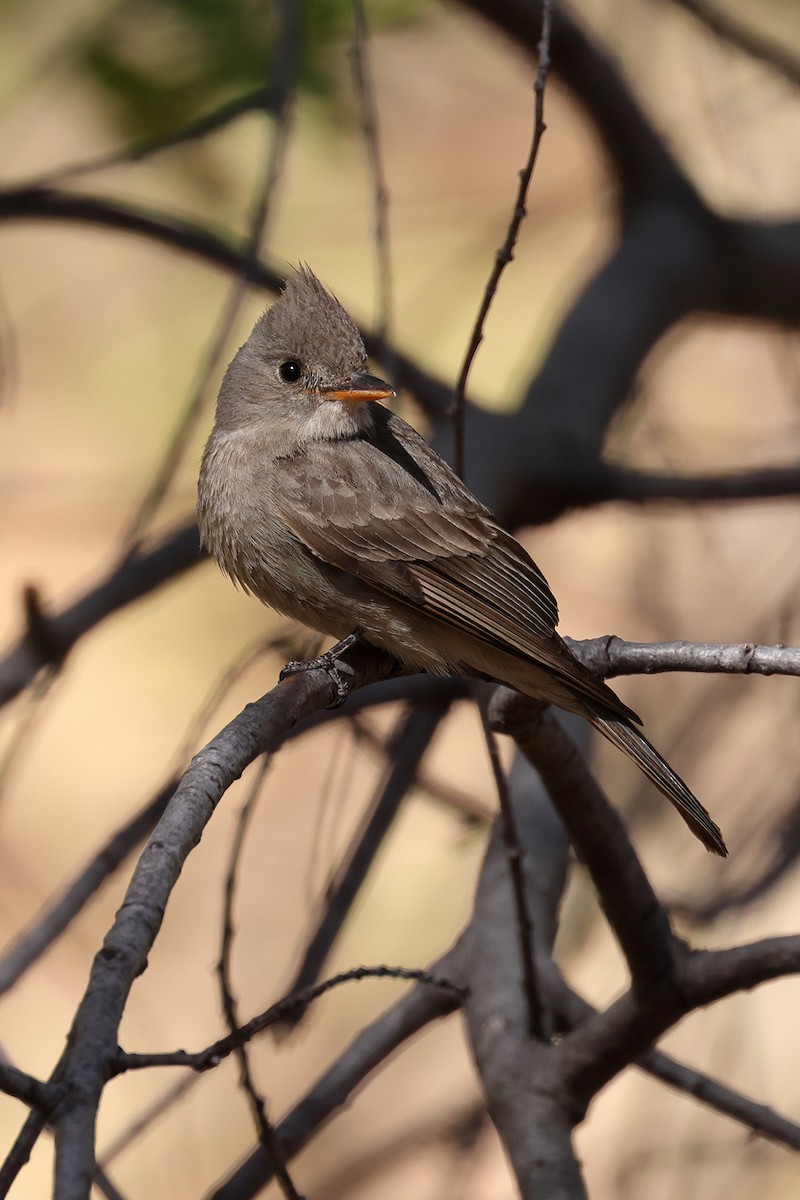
[590,713,728,857]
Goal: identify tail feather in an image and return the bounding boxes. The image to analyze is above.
[590,713,727,857]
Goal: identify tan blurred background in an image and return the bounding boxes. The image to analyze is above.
[1,0,800,1195]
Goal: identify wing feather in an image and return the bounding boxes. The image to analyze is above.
[273,426,641,720]
[274,425,560,649]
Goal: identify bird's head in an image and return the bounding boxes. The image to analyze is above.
[213,267,395,440]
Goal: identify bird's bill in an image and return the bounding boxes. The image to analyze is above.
[321,371,396,403]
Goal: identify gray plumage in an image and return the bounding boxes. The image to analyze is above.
[198,267,727,856]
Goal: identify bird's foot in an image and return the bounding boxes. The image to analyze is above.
[279,631,362,708]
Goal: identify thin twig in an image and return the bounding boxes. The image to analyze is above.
[450,0,553,478]
[477,705,542,1038]
[350,0,393,350]
[642,1047,800,1150]
[0,670,58,803]
[22,90,273,189]
[117,966,466,1073]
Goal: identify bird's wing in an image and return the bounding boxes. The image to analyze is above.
[273,427,640,720]
[272,427,561,650]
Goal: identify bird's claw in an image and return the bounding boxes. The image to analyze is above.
[279,633,360,709]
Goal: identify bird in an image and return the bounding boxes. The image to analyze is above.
[198,266,727,856]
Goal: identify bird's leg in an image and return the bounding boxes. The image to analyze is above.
[279,630,363,708]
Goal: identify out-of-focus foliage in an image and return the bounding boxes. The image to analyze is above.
[72,0,425,139]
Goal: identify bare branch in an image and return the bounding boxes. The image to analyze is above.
[47,641,398,1194]
[643,1048,800,1150]
[489,690,679,990]
[565,636,800,680]
[0,1063,53,1111]
[451,0,553,479]
[685,935,800,1005]
[606,463,800,504]
[118,966,465,1074]
[26,89,273,188]
[453,761,585,1197]
[553,968,800,1148]
[207,966,462,1198]
[0,185,454,421]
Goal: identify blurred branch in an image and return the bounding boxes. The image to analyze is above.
[0,523,202,709]
[460,0,698,206]
[0,633,288,995]
[669,0,800,88]
[446,0,800,523]
[282,696,451,1012]
[28,89,273,188]
[603,463,800,504]
[0,184,455,421]
[350,713,493,824]
[98,1075,197,1167]
[643,1047,800,1149]
[309,1102,486,1200]
[673,805,800,925]
[0,779,175,997]
[2,181,799,529]
[499,460,800,526]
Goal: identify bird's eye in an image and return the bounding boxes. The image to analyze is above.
[278,359,303,383]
